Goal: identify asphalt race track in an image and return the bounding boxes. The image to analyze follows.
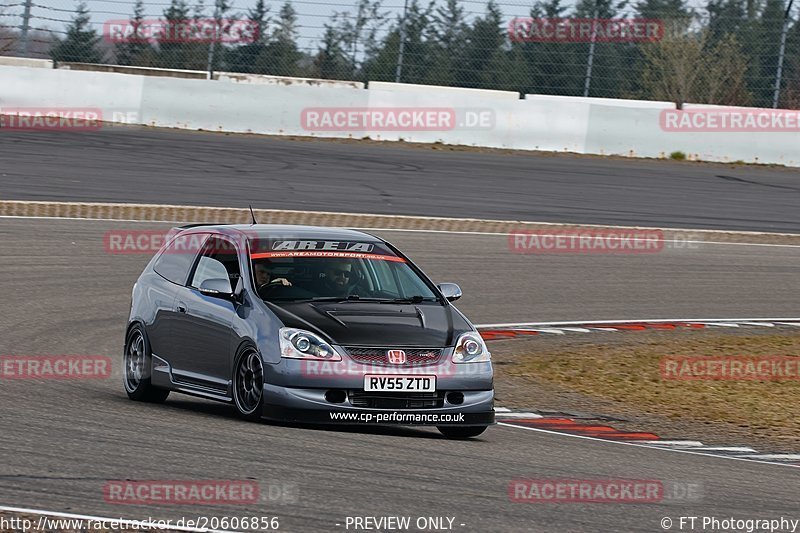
[2,218,800,532]
[1,127,800,232]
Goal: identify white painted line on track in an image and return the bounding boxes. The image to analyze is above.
[679,447,758,453]
[736,454,800,461]
[494,412,544,419]
[638,441,705,447]
[4,215,800,249]
[0,505,238,533]
[476,318,800,328]
[498,423,800,469]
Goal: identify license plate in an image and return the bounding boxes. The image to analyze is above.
[363,375,436,392]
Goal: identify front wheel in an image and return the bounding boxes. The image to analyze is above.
[437,425,488,439]
[233,347,265,421]
[123,325,169,403]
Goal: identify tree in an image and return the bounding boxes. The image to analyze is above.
[707,0,750,38]
[337,0,387,68]
[115,0,155,66]
[640,29,751,105]
[157,0,191,68]
[205,0,233,74]
[361,0,433,83]
[515,0,582,95]
[635,0,692,19]
[459,0,505,88]
[254,1,304,75]
[0,6,15,55]
[313,23,353,79]
[424,0,469,86]
[50,2,102,63]
[225,0,269,72]
[748,0,788,105]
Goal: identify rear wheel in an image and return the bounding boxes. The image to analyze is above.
[123,325,169,403]
[233,347,265,421]
[437,425,488,439]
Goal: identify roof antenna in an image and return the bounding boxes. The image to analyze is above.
[249,205,258,225]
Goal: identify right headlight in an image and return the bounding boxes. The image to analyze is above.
[452,332,491,363]
[279,327,341,361]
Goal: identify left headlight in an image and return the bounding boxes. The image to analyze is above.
[452,332,491,363]
[279,327,341,361]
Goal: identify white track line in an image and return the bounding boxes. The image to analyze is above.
[637,440,705,447]
[3,215,800,248]
[0,505,237,533]
[498,423,800,469]
[476,317,800,328]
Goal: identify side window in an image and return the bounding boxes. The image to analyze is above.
[153,233,209,285]
[396,265,431,296]
[190,236,242,292]
[369,260,400,295]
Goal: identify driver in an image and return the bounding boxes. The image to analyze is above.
[253,261,292,295]
[315,259,355,297]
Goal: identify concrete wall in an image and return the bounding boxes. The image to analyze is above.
[1,64,798,167]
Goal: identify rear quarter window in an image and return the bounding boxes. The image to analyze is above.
[153,232,209,285]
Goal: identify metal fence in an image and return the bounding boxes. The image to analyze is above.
[1,0,798,108]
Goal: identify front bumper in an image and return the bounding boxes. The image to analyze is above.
[261,356,494,426]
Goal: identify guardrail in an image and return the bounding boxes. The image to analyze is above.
[0,63,798,167]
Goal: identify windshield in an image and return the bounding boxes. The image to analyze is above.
[248,238,439,303]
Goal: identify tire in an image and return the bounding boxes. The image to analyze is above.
[437,425,488,439]
[232,346,265,421]
[123,325,170,403]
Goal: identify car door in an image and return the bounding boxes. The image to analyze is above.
[170,234,240,392]
[148,232,210,362]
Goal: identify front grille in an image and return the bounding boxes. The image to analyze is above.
[344,347,444,366]
[348,391,445,409]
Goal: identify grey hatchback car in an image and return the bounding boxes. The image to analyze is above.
[124,224,494,438]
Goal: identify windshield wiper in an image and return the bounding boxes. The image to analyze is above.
[380,296,435,304]
[273,295,436,304]
[306,295,381,303]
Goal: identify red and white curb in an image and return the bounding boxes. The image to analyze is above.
[495,407,800,467]
[477,318,800,340]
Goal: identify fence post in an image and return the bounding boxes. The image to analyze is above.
[394,0,408,83]
[772,0,795,108]
[19,0,33,55]
[583,5,599,97]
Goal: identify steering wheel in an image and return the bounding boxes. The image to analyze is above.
[257,280,290,298]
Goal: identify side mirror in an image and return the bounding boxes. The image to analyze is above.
[437,282,462,302]
[198,278,236,301]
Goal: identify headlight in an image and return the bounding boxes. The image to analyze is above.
[452,332,491,363]
[279,328,341,361]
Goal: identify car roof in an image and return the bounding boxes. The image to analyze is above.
[178,224,384,243]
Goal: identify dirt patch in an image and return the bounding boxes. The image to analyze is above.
[491,328,800,453]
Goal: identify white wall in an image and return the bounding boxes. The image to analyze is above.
[1,64,798,167]
[0,66,143,118]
